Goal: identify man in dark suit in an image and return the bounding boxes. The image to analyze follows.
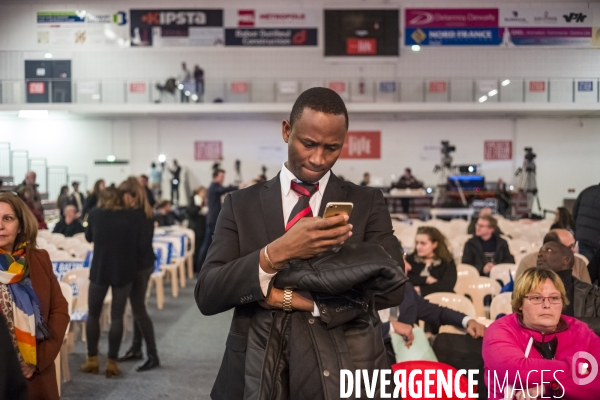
[196,169,238,267]
[195,88,405,399]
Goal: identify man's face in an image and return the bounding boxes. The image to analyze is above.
[25,172,36,185]
[72,184,79,192]
[554,229,577,253]
[64,206,76,221]
[475,219,494,239]
[215,172,225,185]
[537,242,570,271]
[282,108,346,183]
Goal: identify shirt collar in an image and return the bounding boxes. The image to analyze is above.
[280,162,330,196]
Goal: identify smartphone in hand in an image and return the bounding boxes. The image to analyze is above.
[322,202,353,228]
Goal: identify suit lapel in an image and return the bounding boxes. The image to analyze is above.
[318,172,348,217]
[260,173,286,242]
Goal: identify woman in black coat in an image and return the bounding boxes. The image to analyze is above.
[188,187,207,273]
[117,177,159,371]
[82,186,146,378]
[405,226,457,297]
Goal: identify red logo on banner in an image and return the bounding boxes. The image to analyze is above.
[28,82,45,94]
[529,81,546,92]
[230,82,249,94]
[484,141,512,160]
[238,10,255,26]
[429,81,447,93]
[195,141,222,161]
[346,38,377,55]
[328,81,346,93]
[129,83,147,93]
[292,29,307,45]
[340,131,381,159]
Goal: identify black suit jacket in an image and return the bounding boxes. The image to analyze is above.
[206,182,238,224]
[195,172,405,400]
[399,283,465,328]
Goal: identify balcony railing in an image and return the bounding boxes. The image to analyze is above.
[1,77,598,105]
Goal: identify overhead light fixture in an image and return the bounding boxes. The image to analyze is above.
[44,53,53,59]
[478,96,488,103]
[106,155,116,162]
[18,110,48,118]
[158,154,167,163]
[411,45,421,52]
[488,89,498,97]
[501,79,511,86]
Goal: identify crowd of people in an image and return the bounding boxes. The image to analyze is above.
[1,87,600,399]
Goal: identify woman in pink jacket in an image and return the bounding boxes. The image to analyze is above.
[483,267,600,399]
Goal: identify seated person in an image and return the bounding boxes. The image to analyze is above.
[154,200,181,227]
[516,229,591,283]
[462,215,514,276]
[53,205,85,237]
[550,206,575,232]
[395,168,422,189]
[405,226,457,297]
[537,241,600,334]
[483,268,600,399]
[467,207,503,236]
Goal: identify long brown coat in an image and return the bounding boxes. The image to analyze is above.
[26,248,69,400]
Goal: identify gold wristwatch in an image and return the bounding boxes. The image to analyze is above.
[283,288,293,312]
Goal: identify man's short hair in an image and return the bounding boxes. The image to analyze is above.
[543,231,561,245]
[478,214,497,229]
[71,181,79,187]
[212,169,225,179]
[289,87,348,129]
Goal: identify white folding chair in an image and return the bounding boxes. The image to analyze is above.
[171,227,196,279]
[153,241,179,298]
[61,268,90,343]
[575,253,589,265]
[454,277,501,318]
[147,246,166,310]
[154,236,186,288]
[489,263,518,287]
[490,292,513,320]
[456,263,480,281]
[73,232,87,242]
[57,282,73,383]
[38,229,53,239]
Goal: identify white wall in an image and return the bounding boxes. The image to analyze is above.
[1,115,599,210]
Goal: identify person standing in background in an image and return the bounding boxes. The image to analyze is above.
[68,181,86,215]
[193,65,204,103]
[196,169,238,269]
[117,178,159,372]
[82,187,146,378]
[188,187,207,274]
[148,163,162,201]
[138,175,155,208]
[178,62,191,103]
[82,179,105,222]
[359,172,370,186]
[170,160,181,205]
[573,182,600,261]
[16,172,42,214]
[56,185,70,218]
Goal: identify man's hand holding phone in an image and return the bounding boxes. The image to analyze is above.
[263,216,353,272]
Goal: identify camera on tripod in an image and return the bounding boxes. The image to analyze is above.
[524,147,536,162]
[441,141,456,156]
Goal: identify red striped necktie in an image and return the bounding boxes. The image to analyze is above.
[285,181,319,231]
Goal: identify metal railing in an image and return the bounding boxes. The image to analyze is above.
[1,77,598,105]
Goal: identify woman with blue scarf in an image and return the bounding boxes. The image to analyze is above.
[0,192,69,400]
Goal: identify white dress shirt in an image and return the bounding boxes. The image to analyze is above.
[259,163,331,316]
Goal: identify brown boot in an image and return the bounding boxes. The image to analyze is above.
[105,359,122,378]
[80,356,99,374]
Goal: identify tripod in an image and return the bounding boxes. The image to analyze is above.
[515,159,542,218]
[433,153,467,206]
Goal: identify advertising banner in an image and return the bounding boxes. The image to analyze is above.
[224,9,318,46]
[130,9,224,47]
[499,8,594,46]
[36,10,129,47]
[484,140,512,160]
[405,8,502,46]
[340,131,381,159]
[194,141,223,161]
